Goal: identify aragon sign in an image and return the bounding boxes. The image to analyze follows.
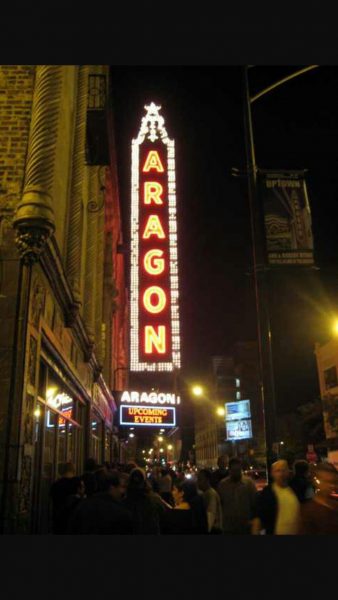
[130,103,181,372]
[119,390,180,406]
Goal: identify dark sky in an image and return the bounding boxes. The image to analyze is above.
[110,66,338,380]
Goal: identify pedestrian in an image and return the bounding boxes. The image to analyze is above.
[123,468,161,534]
[50,462,76,534]
[289,459,315,503]
[298,462,338,534]
[59,476,86,533]
[162,479,208,534]
[159,468,175,506]
[252,459,300,535]
[211,455,229,489]
[218,457,257,534]
[81,458,99,497]
[197,469,223,533]
[68,470,133,534]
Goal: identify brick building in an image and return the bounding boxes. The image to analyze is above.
[0,66,129,533]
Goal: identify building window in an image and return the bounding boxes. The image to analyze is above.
[236,378,240,388]
[91,411,103,463]
[324,366,338,390]
[236,391,241,400]
[87,74,106,110]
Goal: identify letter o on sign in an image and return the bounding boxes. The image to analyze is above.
[143,286,166,314]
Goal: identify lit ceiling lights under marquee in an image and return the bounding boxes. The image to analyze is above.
[130,102,181,371]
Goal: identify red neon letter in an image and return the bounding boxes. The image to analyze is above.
[142,215,165,239]
[145,325,166,354]
[143,286,167,314]
[142,150,164,173]
[144,249,165,275]
[144,182,163,205]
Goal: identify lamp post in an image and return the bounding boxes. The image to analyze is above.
[242,65,319,479]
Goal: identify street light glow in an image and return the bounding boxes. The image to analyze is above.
[167,444,173,450]
[158,436,163,442]
[192,385,203,397]
[333,320,338,336]
[216,406,225,416]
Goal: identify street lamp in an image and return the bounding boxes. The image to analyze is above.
[216,406,225,417]
[332,320,338,336]
[192,385,204,397]
[242,66,319,479]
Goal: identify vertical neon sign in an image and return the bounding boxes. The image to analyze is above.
[130,103,180,371]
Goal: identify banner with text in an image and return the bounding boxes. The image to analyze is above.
[259,171,314,266]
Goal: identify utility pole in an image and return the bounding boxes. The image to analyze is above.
[242,66,277,478]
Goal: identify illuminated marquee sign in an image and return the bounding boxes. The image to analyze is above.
[130,103,181,371]
[120,405,176,427]
[117,390,180,405]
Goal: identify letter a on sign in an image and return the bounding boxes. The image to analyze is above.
[142,215,165,239]
[143,151,164,173]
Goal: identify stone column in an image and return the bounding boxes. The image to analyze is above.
[13,66,63,263]
[66,65,89,304]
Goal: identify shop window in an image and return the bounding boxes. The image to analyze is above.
[324,366,338,390]
[105,430,112,463]
[91,412,103,464]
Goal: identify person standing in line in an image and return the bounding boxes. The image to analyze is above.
[298,462,338,534]
[123,468,161,534]
[81,458,99,498]
[197,469,223,533]
[252,459,300,535]
[289,459,315,503]
[218,457,257,535]
[68,470,133,534]
[159,468,175,507]
[211,455,229,490]
[162,479,208,534]
[50,462,76,534]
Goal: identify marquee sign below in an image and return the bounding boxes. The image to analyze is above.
[120,405,176,427]
[130,103,181,372]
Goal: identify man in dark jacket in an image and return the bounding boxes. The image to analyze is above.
[50,462,76,533]
[252,460,300,535]
[211,456,229,490]
[289,460,314,503]
[69,470,133,534]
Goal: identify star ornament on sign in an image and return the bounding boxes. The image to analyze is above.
[143,102,166,142]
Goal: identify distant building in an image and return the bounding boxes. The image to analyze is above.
[0,66,129,533]
[315,338,338,461]
[194,342,265,468]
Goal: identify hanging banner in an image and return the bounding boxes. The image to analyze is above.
[259,171,314,266]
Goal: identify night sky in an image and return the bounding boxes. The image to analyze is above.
[110,66,338,381]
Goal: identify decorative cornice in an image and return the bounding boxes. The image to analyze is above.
[13,66,63,264]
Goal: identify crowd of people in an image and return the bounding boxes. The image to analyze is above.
[49,455,338,534]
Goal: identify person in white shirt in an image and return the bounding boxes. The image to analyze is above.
[252,459,300,535]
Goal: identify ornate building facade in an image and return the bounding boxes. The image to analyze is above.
[0,66,129,533]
